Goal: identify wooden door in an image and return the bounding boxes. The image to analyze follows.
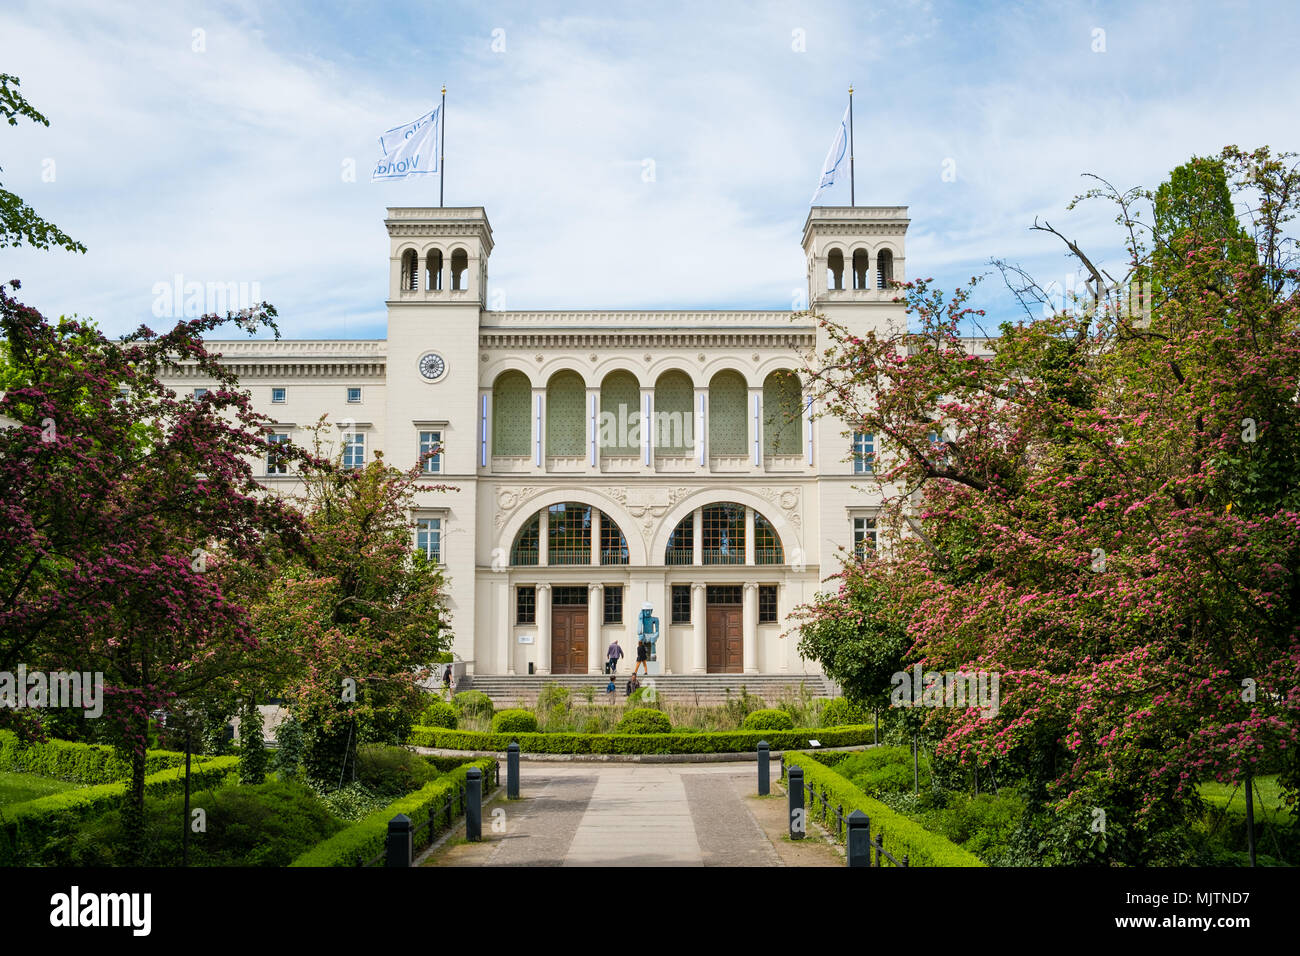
[551,607,589,674]
[706,605,743,673]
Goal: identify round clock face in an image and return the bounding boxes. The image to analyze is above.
[419,353,446,381]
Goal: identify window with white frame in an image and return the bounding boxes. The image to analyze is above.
[342,432,365,470]
[852,516,877,558]
[347,386,362,403]
[193,387,208,399]
[419,430,443,474]
[267,432,290,475]
[415,516,442,563]
[852,431,874,474]
[271,387,286,403]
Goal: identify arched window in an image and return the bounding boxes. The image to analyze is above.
[654,370,694,454]
[702,503,746,565]
[708,370,747,457]
[401,249,419,291]
[492,371,531,457]
[546,371,586,457]
[877,249,894,289]
[599,370,640,457]
[827,248,845,290]
[852,249,869,289]
[547,502,591,565]
[511,513,540,565]
[665,515,693,565]
[762,370,803,457]
[451,248,469,290]
[600,515,629,565]
[754,514,783,564]
[426,249,443,291]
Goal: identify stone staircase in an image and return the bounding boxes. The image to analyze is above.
[459,672,836,708]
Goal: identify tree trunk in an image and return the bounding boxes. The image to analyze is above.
[122,709,148,865]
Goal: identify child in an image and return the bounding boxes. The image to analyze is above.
[605,676,616,700]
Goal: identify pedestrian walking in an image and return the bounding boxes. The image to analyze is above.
[606,639,624,674]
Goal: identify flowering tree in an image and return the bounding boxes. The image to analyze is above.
[794,147,1300,863]
[0,281,309,859]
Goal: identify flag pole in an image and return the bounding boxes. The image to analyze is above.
[848,84,855,207]
[439,86,446,207]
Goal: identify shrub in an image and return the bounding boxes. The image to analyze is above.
[821,697,871,728]
[453,690,494,719]
[615,709,673,734]
[273,716,305,781]
[407,726,875,754]
[315,783,392,822]
[290,759,498,867]
[785,752,984,867]
[742,709,795,731]
[420,700,458,730]
[835,746,929,795]
[354,743,440,797]
[65,777,343,867]
[536,684,571,716]
[0,730,187,784]
[627,686,659,708]
[491,709,539,734]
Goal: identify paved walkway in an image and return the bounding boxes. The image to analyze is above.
[424,763,841,867]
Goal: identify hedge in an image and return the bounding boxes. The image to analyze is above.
[742,709,795,731]
[407,725,877,754]
[0,755,239,865]
[289,758,498,867]
[0,730,187,784]
[782,752,984,868]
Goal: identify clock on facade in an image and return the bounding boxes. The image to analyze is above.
[418,353,446,381]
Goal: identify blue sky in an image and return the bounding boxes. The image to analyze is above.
[3,0,1298,339]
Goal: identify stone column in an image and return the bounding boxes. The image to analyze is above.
[536,583,551,676]
[749,386,764,470]
[640,386,655,474]
[590,509,602,566]
[694,386,708,471]
[692,582,707,674]
[586,387,601,473]
[496,577,512,676]
[587,584,603,675]
[692,508,704,566]
[531,387,545,472]
[538,508,549,567]
[743,582,759,674]
[744,506,756,565]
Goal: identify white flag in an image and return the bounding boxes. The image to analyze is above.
[810,103,850,204]
[372,107,440,181]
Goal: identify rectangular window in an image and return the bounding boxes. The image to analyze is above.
[267,433,290,475]
[671,584,692,625]
[116,385,130,403]
[271,387,286,404]
[853,516,877,558]
[342,432,365,470]
[852,431,874,474]
[603,585,623,625]
[416,517,441,563]
[516,586,536,625]
[193,387,208,399]
[347,386,362,403]
[758,585,778,624]
[419,430,443,474]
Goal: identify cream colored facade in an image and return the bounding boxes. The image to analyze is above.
[169,204,990,677]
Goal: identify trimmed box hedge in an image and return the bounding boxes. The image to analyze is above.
[782,751,984,868]
[407,725,877,754]
[0,755,239,865]
[289,758,498,867]
[0,730,187,785]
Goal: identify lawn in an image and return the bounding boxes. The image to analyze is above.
[1198,775,1285,813]
[0,770,84,806]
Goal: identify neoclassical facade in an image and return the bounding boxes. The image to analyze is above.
[169,204,990,677]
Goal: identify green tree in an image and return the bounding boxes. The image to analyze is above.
[1,74,85,252]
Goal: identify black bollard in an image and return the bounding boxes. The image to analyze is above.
[847,810,870,867]
[757,740,770,796]
[466,767,483,842]
[507,741,520,799]
[788,764,805,840]
[386,813,413,867]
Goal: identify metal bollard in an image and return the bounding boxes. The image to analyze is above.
[466,768,483,842]
[757,740,770,796]
[386,813,413,867]
[788,764,805,840]
[507,741,520,799]
[847,810,870,867]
